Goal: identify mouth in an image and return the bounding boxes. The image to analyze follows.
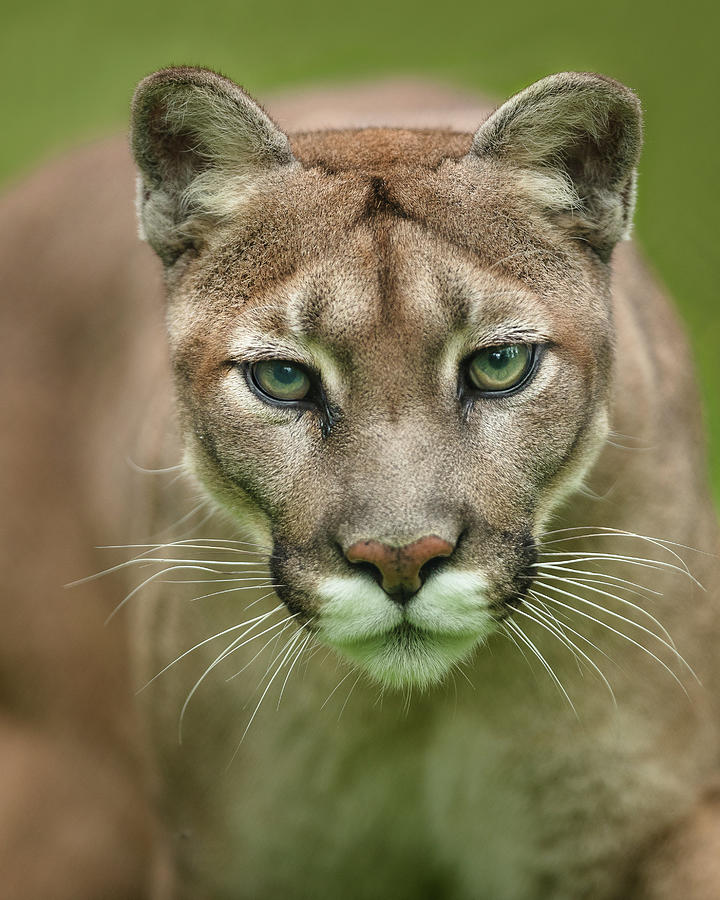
[300,569,502,689]
[323,621,490,690]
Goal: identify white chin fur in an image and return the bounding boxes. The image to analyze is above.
[315,571,496,690]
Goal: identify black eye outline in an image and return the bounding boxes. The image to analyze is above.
[244,360,318,408]
[240,360,337,436]
[248,359,314,404]
[459,343,544,401]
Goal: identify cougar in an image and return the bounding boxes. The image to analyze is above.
[2,66,719,900]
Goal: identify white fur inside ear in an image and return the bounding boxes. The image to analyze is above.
[132,70,295,261]
[181,171,258,221]
[135,176,148,241]
[509,164,637,251]
[160,82,292,174]
[511,168,637,244]
[513,169,581,214]
[470,73,642,255]
[477,90,600,162]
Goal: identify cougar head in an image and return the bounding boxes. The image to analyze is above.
[132,67,641,688]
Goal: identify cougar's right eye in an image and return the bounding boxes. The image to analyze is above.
[249,360,312,404]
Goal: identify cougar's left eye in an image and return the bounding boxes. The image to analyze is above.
[466,344,536,393]
[250,360,312,403]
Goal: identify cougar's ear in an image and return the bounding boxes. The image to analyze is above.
[470,72,642,260]
[131,66,295,264]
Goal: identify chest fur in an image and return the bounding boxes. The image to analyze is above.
[134,592,709,900]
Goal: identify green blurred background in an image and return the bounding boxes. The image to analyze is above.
[3,0,718,497]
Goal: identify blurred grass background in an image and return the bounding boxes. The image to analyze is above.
[3,0,718,498]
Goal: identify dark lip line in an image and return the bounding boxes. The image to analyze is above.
[275,573,535,630]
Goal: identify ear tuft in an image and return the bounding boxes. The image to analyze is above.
[131,66,295,264]
[470,73,642,260]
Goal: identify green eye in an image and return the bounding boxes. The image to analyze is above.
[467,344,534,393]
[250,360,312,402]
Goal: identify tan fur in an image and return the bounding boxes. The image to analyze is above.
[1,72,719,899]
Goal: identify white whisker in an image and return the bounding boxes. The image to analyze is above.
[321,667,356,710]
[163,507,219,541]
[230,628,305,757]
[499,619,537,677]
[125,458,184,475]
[531,587,694,694]
[67,548,274,590]
[103,564,228,623]
[539,526,709,567]
[338,671,363,721]
[532,573,676,648]
[534,563,662,596]
[189,583,277,603]
[451,661,475,690]
[98,539,273,555]
[538,552,702,587]
[533,580,694,675]
[225,621,294,684]
[528,594,621,669]
[504,617,578,716]
[179,612,296,742]
[139,600,284,692]
[250,625,304,699]
[101,557,272,570]
[154,501,208,537]
[536,571,661,601]
[158,576,273,585]
[277,631,314,710]
[519,601,617,705]
[225,617,297,683]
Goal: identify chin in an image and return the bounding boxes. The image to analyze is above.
[326,623,491,691]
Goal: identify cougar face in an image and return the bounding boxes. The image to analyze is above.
[133,69,639,687]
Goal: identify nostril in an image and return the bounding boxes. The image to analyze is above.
[349,558,385,588]
[418,554,446,583]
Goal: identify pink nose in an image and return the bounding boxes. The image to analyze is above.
[345,535,455,600]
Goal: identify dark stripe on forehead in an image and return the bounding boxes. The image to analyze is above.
[362,177,467,326]
[372,222,398,324]
[364,177,410,221]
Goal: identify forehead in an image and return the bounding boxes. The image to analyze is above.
[181,128,608,353]
[242,225,554,357]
